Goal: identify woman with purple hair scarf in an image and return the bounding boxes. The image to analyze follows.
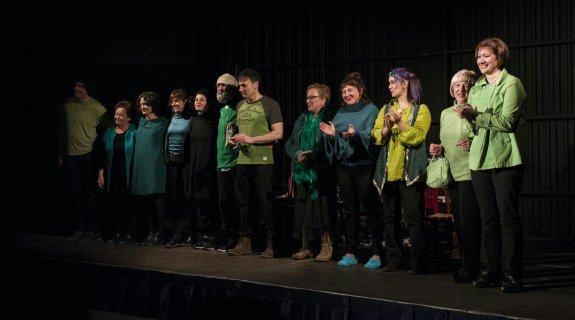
[372,67,431,274]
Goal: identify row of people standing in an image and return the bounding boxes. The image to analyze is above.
[95,89,219,248]
[286,37,526,293]
[59,37,526,293]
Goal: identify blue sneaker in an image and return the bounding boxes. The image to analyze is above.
[363,258,382,270]
[337,255,358,267]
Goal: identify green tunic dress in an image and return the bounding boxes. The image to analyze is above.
[131,116,168,195]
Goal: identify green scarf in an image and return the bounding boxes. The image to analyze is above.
[293,112,322,200]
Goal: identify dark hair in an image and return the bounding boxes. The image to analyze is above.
[340,72,368,105]
[72,77,95,95]
[137,91,161,114]
[389,67,422,105]
[114,100,133,119]
[194,89,212,109]
[237,68,261,83]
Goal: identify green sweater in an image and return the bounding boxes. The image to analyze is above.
[439,104,473,181]
[467,69,526,170]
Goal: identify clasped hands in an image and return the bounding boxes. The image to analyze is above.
[454,104,477,121]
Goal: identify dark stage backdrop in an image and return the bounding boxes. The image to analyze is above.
[5,0,574,240]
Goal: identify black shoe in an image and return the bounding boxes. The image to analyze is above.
[409,266,427,275]
[140,232,154,246]
[108,233,121,245]
[67,230,84,241]
[473,271,502,288]
[119,234,134,244]
[150,232,162,245]
[193,238,206,250]
[81,231,101,242]
[165,235,182,249]
[452,271,476,283]
[203,237,216,251]
[217,239,238,252]
[183,235,194,247]
[501,275,523,293]
[382,263,399,272]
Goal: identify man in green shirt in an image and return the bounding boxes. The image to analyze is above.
[59,79,107,241]
[215,73,241,251]
[228,68,283,258]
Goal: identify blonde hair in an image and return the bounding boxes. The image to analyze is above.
[449,69,477,97]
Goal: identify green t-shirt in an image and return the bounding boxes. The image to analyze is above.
[217,105,239,169]
[236,96,283,165]
[64,97,106,156]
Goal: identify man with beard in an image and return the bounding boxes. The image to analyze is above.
[214,73,241,251]
[228,68,284,258]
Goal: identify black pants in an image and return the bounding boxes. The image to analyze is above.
[235,164,274,239]
[381,181,427,268]
[471,166,524,279]
[63,153,99,234]
[166,163,189,237]
[218,168,239,240]
[336,164,380,255]
[134,193,166,238]
[449,180,481,276]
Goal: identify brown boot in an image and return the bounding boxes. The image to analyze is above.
[315,232,332,262]
[292,247,313,260]
[292,231,312,260]
[228,236,252,256]
[261,238,274,258]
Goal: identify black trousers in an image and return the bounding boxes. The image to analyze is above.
[63,153,99,233]
[166,163,189,237]
[471,166,524,279]
[235,164,274,239]
[218,168,239,240]
[449,180,481,276]
[336,164,380,255]
[381,181,427,268]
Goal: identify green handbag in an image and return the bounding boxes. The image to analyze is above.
[426,156,452,188]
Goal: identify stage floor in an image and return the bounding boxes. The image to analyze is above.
[2,233,575,320]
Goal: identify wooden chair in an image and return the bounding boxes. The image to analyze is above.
[424,187,454,257]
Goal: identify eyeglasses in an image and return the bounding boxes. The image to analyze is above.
[305,95,319,101]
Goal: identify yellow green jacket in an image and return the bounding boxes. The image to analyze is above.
[467,69,526,170]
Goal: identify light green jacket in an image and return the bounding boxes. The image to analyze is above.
[467,69,526,170]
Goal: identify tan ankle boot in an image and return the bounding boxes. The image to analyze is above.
[228,236,251,256]
[261,238,274,258]
[292,245,312,260]
[315,232,332,262]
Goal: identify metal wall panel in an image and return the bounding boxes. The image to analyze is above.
[207,0,575,239]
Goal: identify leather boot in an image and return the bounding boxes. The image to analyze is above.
[228,236,252,256]
[292,232,312,260]
[315,232,333,262]
[261,238,274,258]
